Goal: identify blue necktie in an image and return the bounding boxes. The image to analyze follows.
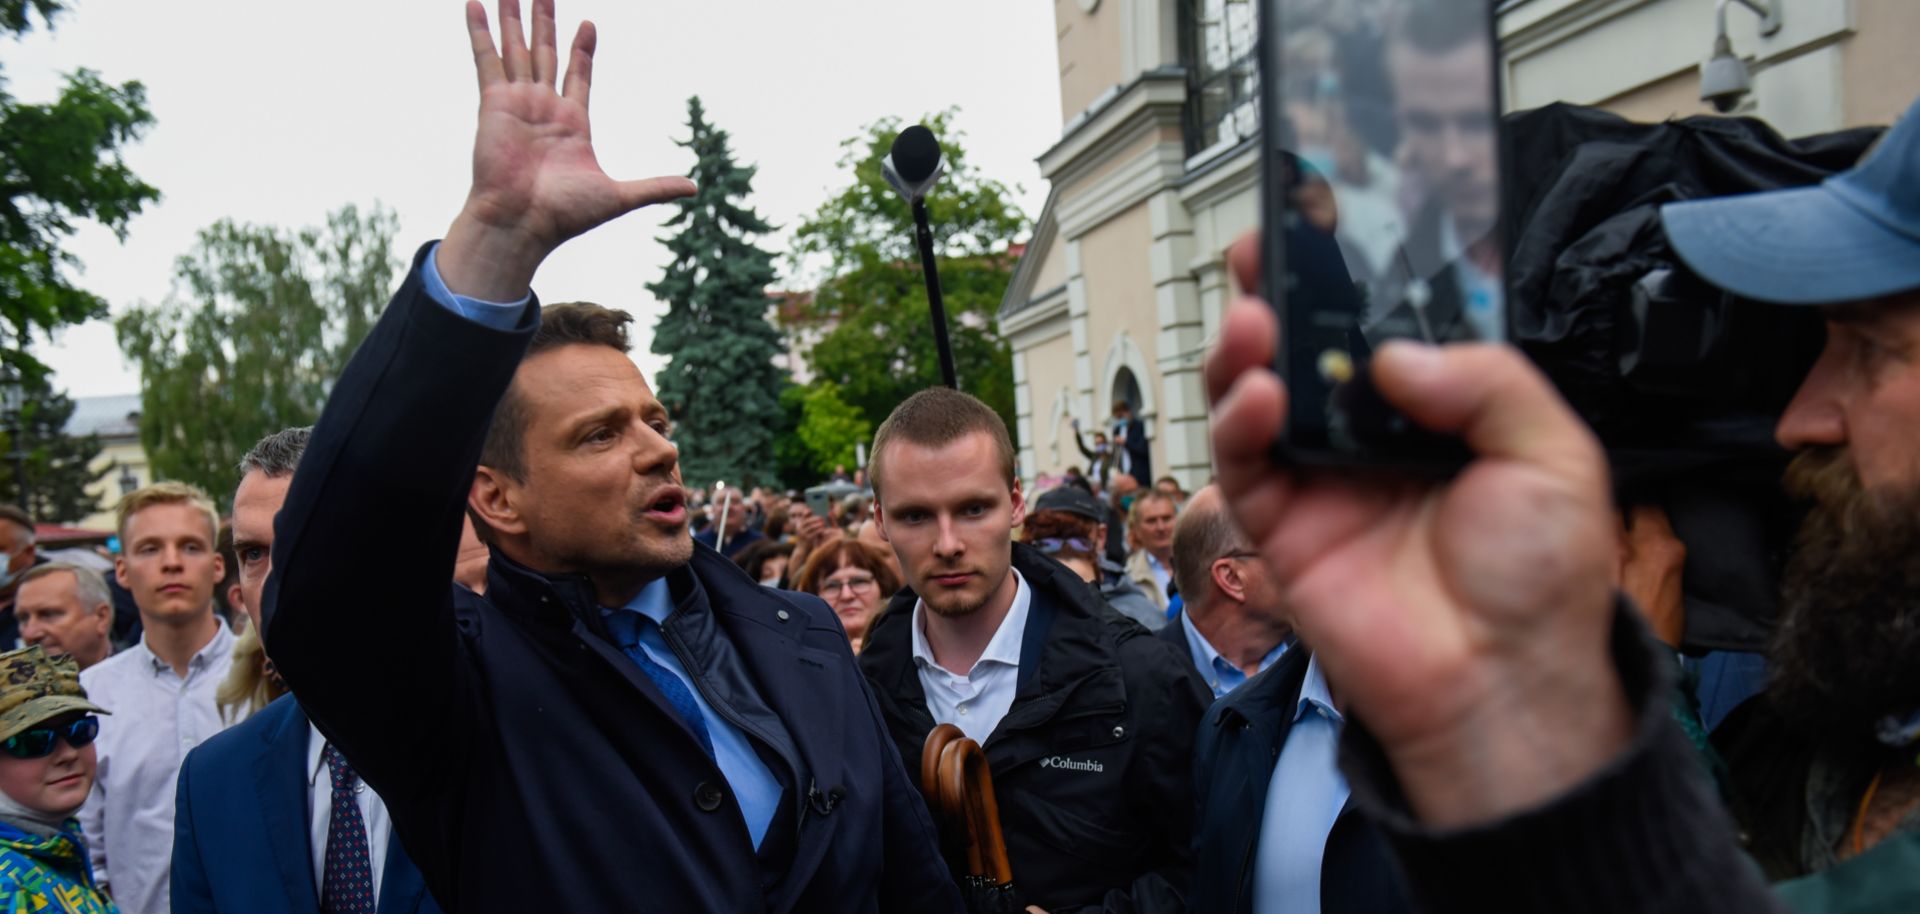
[321,745,376,914]
[604,611,715,757]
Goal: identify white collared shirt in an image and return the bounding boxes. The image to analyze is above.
[308,724,393,902]
[910,569,1032,745]
[78,619,236,914]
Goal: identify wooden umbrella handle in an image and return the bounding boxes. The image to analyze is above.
[955,740,1014,883]
[938,737,1014,884]
[939,740,985,877]
[922,723,965,803]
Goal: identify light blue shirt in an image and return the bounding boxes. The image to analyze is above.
[1252,653,1349,914]
[419,250,785,850]
[420,242,532,330]
[1181,610,1288,700]
[604,579,783,850]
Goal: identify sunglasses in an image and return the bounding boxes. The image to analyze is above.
[2,716,100,760]
[1033,537,1093,555]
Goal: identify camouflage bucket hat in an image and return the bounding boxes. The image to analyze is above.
[0,645,107,743]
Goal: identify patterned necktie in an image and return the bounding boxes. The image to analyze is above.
[321,745,376,914]
[604,611,715,757]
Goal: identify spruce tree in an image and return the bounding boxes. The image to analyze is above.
[647,97,784,489]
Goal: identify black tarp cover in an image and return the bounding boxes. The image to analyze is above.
[1500,103,1882,651]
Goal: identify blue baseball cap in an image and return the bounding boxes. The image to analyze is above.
[1660,97,1920,306]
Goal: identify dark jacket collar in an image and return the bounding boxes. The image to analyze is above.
[863,542,1128,757]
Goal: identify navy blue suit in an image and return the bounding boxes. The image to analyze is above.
[171,695,440,914]
[1189,649,1412,914]
[261,244,959,913]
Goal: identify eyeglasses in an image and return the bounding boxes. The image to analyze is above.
[1032,537,1093,555]
[2,716,100,760]
[820,575,877,597]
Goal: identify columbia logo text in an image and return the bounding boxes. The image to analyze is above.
[1038,756,1104,773]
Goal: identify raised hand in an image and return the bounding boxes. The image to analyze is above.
[1205,235,1630,829]
[439,0,696,301]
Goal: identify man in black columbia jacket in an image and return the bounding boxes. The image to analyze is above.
[857,388,1205,913]
[261,2,959,911]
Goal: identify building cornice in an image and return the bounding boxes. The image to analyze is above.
[1038,67,1190,189]
[1001,283,1071,340]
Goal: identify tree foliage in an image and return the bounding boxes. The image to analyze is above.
[115,205,399,502]
[0,374,103,524]
[0,0,160,378]
[786,110,1025,449]
[793,381,870,477]
[646,97,785,489]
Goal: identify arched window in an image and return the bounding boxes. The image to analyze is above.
[1112,367,1144,419]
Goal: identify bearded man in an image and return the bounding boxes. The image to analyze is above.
[1657,95,1920,887]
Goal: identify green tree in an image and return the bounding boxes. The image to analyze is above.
[787,110,1026,439]
[771,381,815,490]
[115,204,399,502]
[646,97,786,489]
[0,375,104,523]
[0,0,159,378]
[793,381,871,477]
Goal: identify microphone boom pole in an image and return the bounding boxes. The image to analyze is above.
[911,198,960,389]
[885,124,961,390]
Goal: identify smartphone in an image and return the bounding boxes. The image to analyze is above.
[1259,0,1509,469]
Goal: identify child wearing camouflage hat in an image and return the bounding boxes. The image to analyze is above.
[0,644,114,913]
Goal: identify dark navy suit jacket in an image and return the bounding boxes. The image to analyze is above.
[259,244,959,913]
[171,694,440,914]
[1189,649,1413,914]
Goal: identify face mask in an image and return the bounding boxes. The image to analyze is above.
[0,551,22,590]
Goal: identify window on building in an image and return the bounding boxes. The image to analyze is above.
[1182,0,1261,160]
[1112,367,1145,418]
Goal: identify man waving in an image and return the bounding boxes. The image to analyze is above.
[260,3,959,911]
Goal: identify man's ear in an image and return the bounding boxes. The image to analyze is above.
[470,467,529,539]
[872,503,892,543]
[114,556,128,590]
[1009,478,1027,530]
[1210,557,1247,604]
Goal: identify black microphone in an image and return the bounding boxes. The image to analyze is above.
[882,124,959,389]
[884,125,946,203]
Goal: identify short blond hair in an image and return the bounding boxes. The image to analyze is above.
[116,481,220,544]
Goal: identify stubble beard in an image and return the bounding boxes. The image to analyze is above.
[1766,448,1920,741]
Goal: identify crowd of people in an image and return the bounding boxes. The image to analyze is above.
[0,0,1914,911]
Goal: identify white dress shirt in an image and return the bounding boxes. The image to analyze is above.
[1252,653,1350,914]
[308,724,393,901]
[910,569,1032,745]
[78,619,236,914]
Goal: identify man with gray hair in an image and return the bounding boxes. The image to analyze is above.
[1164,485,1291,701]
[16,562,115,669]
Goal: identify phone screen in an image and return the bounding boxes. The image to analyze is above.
[1260,0,1506,465]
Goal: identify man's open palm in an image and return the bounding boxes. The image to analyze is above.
[443,0,694,298]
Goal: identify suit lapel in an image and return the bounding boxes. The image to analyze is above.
[254,701,322,914]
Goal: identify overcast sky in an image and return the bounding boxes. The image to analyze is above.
[10,0,1062,399]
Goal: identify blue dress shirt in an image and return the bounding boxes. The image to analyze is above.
[1251,653,1349,914]
[1181,610,1288,700]
[420,249,784,850]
